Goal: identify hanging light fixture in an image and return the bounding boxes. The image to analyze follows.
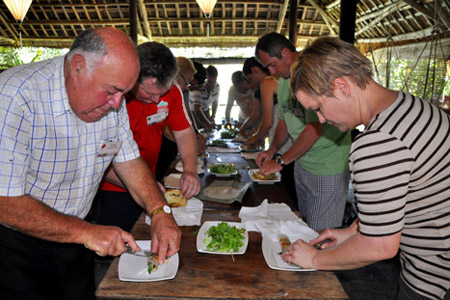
[3,0,33,46]
[195,0,217,37]
[195,0,217,18]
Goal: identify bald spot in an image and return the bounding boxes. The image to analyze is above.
[94,27,140,90]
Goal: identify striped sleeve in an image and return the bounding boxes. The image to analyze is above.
[350,131,413,236]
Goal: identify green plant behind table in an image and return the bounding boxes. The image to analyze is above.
[0,47,67,69]
[374,57,447,101]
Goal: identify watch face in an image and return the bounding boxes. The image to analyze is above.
[163,205,171,214]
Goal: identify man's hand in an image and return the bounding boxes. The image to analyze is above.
[150,214,182,264]
[82,223,139,257]
[256,150,275,167]
[259,159,282,175]
[180,171,200,199]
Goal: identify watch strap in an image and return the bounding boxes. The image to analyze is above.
[150,205,171,218]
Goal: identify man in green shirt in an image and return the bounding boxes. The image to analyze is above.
[255,32,351,231]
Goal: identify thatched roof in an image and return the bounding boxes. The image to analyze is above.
[0,0,449,51]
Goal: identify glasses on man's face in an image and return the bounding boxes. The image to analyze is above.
[179,74,192,87]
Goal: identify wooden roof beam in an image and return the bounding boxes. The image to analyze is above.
[401,0,450,29]
[276,0,289,33]
[137,0,152,40]
[305,0,337,35]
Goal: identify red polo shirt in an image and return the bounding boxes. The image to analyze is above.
[101,83,191,192]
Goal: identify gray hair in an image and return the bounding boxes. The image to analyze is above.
[66,29,108,75]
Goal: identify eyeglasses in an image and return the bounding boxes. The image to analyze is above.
[189,79,207,89]
[179,73,192,87]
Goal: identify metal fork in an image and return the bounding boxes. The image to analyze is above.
[124,244,153,257]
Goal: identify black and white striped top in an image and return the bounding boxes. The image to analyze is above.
[350,92,450,300]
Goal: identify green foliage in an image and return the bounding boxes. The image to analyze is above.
[0,47,67,70]
[370,54,447,101]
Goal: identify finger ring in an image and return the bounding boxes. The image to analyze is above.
[285,249,290,255]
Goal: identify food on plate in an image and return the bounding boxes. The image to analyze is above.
[209,139,228,147]
[209,163,238,174]
[203,186,241,200]
[279,236,291,252]
[147,255,168,274]
[240,143,261,151]
[279,237,291,252]
[164,189,187,207]
[220,128,238,139]
[252,171,276,180]
[203,222,246,252]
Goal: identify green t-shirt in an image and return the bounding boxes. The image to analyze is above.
[277,78,350,176]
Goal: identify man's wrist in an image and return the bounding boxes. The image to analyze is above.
[274,153,286,167]
[150,205,172,218]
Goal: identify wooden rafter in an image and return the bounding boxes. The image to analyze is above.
[305,0,338,35]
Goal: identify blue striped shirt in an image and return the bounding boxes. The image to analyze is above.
[0,56,140,218]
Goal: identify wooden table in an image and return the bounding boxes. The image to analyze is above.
[96,150,348,300]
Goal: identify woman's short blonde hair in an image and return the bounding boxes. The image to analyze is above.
[176,56,196,74]
[290,37,373,97]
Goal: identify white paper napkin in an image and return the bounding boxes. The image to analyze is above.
[146,198,204,226]
[279,220,319,243]
[239,199,318,241]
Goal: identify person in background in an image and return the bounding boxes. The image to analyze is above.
[93,42,200,233]
[285,36,450,300]
[255,32,351,230]
[225,70,260,131]
[0,28,180,300]
[242,57,297,202]
[155,56,206,180]
[242,57,282,147]
[190,63,220,129]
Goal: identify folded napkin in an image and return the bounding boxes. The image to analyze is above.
[239,199,318,242]
[146,198,204,226]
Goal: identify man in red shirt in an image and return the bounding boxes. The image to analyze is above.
[92,42,200,231]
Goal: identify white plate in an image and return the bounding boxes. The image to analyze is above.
[118,240,179,282]
[196,221,248,255]
[248,169,281,184]
[261,235,316,272]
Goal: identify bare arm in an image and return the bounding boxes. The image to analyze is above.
[113,157,181,261]
[0,195,138,257]
[248,78,277,142]
[259,122,322,175]
[172,127,201,198]
[193,104,215,129]
[284,225,401,270]
[225,89,235,124]
[239,97,261,135]
[256,120,290,167]
[278,122,322,165]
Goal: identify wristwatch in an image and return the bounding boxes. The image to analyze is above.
[150,205,172,218]
[275,154,286,167]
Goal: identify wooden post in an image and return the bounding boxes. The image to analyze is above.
[339,0,357,44]
[129,0,138,45]
[289,0,298,46]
